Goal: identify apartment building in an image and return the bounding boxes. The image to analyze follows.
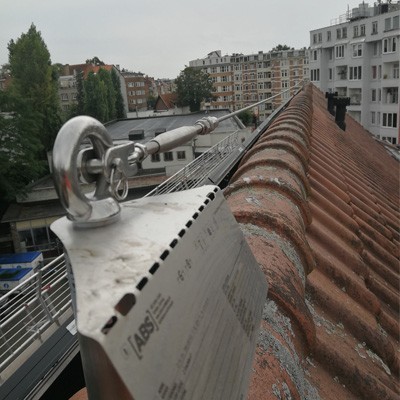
[310,1,399,144]
[155,78,176,95]
[189,49,309,121]
[121,71,159,112]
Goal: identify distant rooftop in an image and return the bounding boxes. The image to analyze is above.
[105,110,243,142]
[330,0,400,25]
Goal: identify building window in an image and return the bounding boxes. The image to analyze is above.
[312,50,318,61]
[371,89,376,102]
[385,88,398,104]
[372,65,377,79]
[313,33,317,44]
[151,154,160,162]
[382,113,398,128]
[352,44,362,57]
[327,31,331,41]
[372,21,378,34]
[310,69,320,82]
[281,81,289,88]
[318,32,322,43]
[18,226,60,253]
[373,41,380,56]
[336,28,342,39]
[335,45,345,59]
[383,37,397,53]
[353,26,359,37]
[394,16,399,29]
[329,68,333,80]
[60,93,68,101]
[349,66,362,80]
[342,27,347,38]
[360,25,365,36]
[393,63,399,79]
[371,112,376,124]
[177,151,186,160]
[164,152,173,161]
[384,17,391,31]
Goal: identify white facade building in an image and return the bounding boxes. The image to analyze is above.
[310,1,399,144]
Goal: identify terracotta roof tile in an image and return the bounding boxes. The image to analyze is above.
[224,83,400,399]
[155,93,178,110]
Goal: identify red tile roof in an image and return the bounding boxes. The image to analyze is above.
[154,93,178,111]
[62,63,114,78]
[225,83,400,400]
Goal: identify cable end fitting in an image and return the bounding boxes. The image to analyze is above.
[195,117,219,135]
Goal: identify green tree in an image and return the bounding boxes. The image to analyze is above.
[237,109,254,126]
[76,70,85,115]
[0,24,61,205]
[7,24,61,151]
[98,68,116,121]
[0,93,46,207]
[86,56,105,66]
[111,69,126,119]
[271,44,294,52]
[176,67,214,112]
[84,71,108,122]
[147,94,157,109]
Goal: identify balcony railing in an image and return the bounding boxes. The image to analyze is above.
[0,255,72,376]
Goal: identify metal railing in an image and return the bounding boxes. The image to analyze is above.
[145,128,243,196]
[0,255,72,375]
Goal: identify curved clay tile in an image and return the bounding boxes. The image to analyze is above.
[225,83,399,399]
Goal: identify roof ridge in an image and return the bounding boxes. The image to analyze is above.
[225,85,318,398]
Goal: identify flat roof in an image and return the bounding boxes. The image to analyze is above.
[105,110,242,142]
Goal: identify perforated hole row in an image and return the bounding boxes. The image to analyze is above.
[102,189,219,334]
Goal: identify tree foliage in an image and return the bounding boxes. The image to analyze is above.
[0,106,45,205]
[86,56,105,66]
[237,109,254,126]
[0,24,61,205]
[84,71,108,122]
[111,69,126,119]
[7,24,61,151]
[271,44,294,52]
[175,67,214,112]
[83,68,125,122]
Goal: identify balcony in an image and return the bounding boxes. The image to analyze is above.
[349,88,362,106]
[382,88,399,104]
[336,66,348,80]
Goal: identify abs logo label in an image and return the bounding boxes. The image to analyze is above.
[124,312,158,360]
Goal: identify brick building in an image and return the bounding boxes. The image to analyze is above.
[189,49,309,121]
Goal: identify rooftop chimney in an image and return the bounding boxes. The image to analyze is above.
[325,92,338,116]
[333,97,351,131]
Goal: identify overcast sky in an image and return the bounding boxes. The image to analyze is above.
[1,0,357,79]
